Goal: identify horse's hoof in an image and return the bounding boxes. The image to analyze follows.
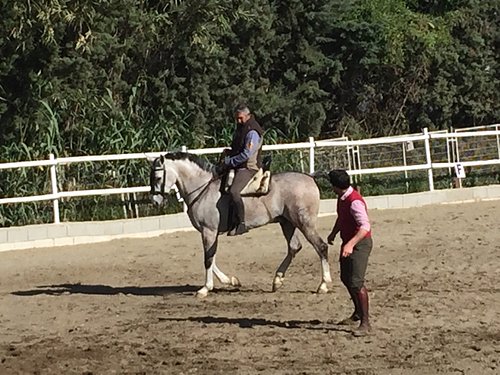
[196,287,209,298]
[230,276,241,287]
[272,276,284,292]
[317,282,329,294]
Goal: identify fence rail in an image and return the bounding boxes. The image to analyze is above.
[1,125,499,225]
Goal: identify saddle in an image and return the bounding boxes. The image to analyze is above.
[221,155,272,196]
[240,168,271,196]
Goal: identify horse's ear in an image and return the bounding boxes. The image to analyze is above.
[145,155,156,165]
[160,154,165,163]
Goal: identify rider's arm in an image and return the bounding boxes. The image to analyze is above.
[224,130,261,168]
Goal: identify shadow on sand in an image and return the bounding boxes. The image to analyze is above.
[11,283,320,297]
[159,315,352,333]
[11,283,200,297]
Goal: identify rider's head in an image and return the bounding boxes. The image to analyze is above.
[234,103,251,125]
[328,169,351,195]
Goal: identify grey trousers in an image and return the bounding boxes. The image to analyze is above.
[340,237,373,290]
[229,168,257,223]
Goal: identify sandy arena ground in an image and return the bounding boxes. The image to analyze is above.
[0,200,499,374]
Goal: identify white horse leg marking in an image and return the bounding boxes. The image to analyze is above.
[272,272,285,292]
[196,262,214,298]
[318,254,332,293]
[322,258,332,283]
[315,251,331,294]
[300,224,332,294]
[213,261,241,287]
[196,229,218,298]
[315,258,332,294]
[212,261,230,284]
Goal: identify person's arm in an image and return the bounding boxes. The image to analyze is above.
[350,200,370,232]
[341,201,370,257]
[341,228,369,257]
[224,130,261,168]
[327,218,340,245]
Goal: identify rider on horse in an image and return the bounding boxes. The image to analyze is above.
[216,104,264,236]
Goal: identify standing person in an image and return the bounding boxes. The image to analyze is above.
[216,104,264,236]
[326,169,372,336]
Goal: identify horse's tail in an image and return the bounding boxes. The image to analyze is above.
[310,170,330,183]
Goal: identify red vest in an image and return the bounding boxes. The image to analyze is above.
[337,188,371,243]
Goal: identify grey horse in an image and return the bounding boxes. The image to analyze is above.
[149,152,331,298]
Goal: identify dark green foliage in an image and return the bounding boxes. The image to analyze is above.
[2,0,497,154]
[0,0,498,225]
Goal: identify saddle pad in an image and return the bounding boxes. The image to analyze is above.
[240,168,271,196]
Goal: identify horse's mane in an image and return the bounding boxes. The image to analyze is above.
[163,152,214,172]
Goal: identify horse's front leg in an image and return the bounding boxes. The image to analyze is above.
[196,228,219,298]
[212,263,241,288]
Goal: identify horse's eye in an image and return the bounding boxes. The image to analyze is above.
[156,177,161,182]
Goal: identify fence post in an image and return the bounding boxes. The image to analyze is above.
[496,124,500,159]
[446,128,453,184]
[423,128,434,191]
[309,137,315,174]
[181,145,188,212]
[402,142,409,193]
[346,145,352,169]
[49,153,60,224]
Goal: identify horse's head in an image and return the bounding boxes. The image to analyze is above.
[148,155,178,206]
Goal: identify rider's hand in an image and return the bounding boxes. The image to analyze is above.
[214,163,228,177]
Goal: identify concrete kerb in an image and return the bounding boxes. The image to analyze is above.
[1,185,499,253]
[0,213,194,253]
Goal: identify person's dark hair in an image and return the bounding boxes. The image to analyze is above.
[328,169,351,189]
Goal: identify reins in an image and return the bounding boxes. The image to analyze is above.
[151,164,222,209]
[182,175,219,208]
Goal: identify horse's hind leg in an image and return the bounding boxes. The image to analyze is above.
[300,223,332,294]
[272,219,303,292]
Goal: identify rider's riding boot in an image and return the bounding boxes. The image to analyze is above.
[228,198,248,236]
[228,222,248,236]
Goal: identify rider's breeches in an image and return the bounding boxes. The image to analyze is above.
[340,237,372,291]
[229,168,257,222]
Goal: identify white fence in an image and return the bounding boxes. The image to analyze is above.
[1,125,499,224]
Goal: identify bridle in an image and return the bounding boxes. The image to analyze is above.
[150,165,168,198]
[150,161,221,208]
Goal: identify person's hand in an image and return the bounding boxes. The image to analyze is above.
[218,148,231,164]
[341,243,354,258]
[214,163,228,177]
[327,232,336,245]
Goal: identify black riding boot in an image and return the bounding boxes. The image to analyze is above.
[227,197,248,236]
